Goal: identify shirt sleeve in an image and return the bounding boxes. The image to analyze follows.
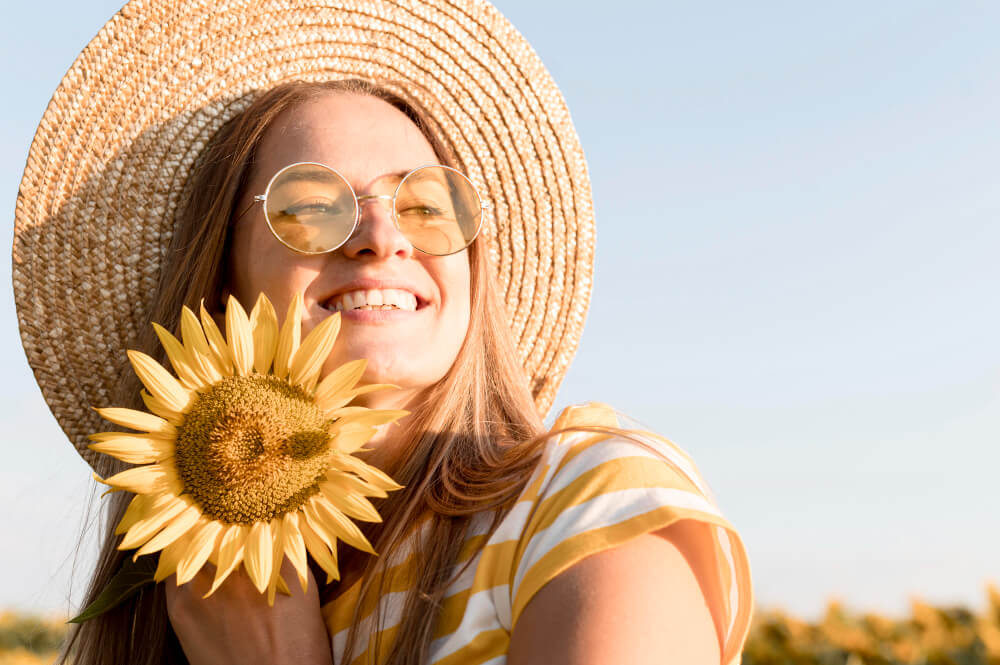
[508,403,754,665]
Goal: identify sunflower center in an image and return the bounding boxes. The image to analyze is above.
[174,374,332,524]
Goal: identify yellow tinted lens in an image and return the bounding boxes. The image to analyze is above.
[395,167,482,255]
[265,164,357,253]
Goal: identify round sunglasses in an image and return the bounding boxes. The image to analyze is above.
[240,162,487,256]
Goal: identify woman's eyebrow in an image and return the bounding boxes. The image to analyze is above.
[271,167,337,185]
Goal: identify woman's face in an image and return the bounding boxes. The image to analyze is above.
[227,92,472,408]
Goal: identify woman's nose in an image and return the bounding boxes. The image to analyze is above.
[339,196,414,260]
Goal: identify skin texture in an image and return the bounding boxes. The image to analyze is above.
[169,92,723,664]
[507,521,724,665]
[166,561,333,665]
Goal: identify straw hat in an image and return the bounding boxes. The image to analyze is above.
[12,0,595,470]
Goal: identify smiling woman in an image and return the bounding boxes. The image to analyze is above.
[12,2,752,665]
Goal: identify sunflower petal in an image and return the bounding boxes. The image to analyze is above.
[307,496,375,555]
[88,433,173,465]
[289,313,341,390]
[176,519,223,585]
[333,453,404,493]
[332,409,409,432]
[95,407,174,436]
[349,383,398,396]
[140,391,184,425]
[329,427,377,455]
[301,501,335,549]
[273,293,303,380]
[155,531,194,583]
[181,306,224,382]
[244,520,272,593]
[318,383,398,412]
[119,495,189,550]
[180,306,211,356]
[266,518,285,606]
[192,347,225,385]
[152,323,204,391]
[101,465,171,495]
[205,524,249,597]
[226,296,254,377]
[298,517,339,583]
[157,457,185,495]
[314,359,366,408]
[116,494,150,535]
[326,469,389,500]
[250,294,279,375]
[127,350,193,414]
[282,513,309,593]
[133,502,201,558]
[200,302,234,376]
[319,480,382,523]
[326,406,369,419]
[275,574,291,595]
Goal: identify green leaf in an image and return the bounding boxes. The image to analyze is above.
[68,554,157,623]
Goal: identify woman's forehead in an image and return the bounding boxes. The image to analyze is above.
[257,92,438,175]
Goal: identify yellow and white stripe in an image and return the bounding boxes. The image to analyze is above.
[324,403,753,665]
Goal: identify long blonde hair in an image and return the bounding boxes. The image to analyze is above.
[61,79,547,665]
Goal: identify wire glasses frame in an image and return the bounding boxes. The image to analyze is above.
[239,162,489,256]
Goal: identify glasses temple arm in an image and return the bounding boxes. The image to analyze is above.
[236,194,266,221]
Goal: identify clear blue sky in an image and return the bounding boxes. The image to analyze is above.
[2,1,998,619]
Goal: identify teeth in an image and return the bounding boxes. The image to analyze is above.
[329,289,418,312]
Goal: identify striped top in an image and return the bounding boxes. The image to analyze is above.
[322,403,754,665]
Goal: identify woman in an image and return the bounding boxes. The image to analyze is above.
[13,2,752,665]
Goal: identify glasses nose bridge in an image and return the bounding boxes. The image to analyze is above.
[356,193,394,212]
[353,192,404,246]
[354,192,400,231]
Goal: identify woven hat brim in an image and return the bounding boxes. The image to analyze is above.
[13,0,595,469]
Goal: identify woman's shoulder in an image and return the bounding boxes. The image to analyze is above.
[497,401,754,665]
[525,402,721,509]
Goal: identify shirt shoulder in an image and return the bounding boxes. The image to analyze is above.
[507,402,754,665]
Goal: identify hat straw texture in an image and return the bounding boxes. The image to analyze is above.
[13,0,594,468]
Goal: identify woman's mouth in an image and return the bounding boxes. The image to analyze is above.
[324,288,420,312]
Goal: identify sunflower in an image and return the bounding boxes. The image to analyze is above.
[90,293,405,604]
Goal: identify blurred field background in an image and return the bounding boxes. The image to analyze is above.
[3,584,999,664]
[3,1,998,661]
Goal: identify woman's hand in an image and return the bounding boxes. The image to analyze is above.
[165,558,334,665]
